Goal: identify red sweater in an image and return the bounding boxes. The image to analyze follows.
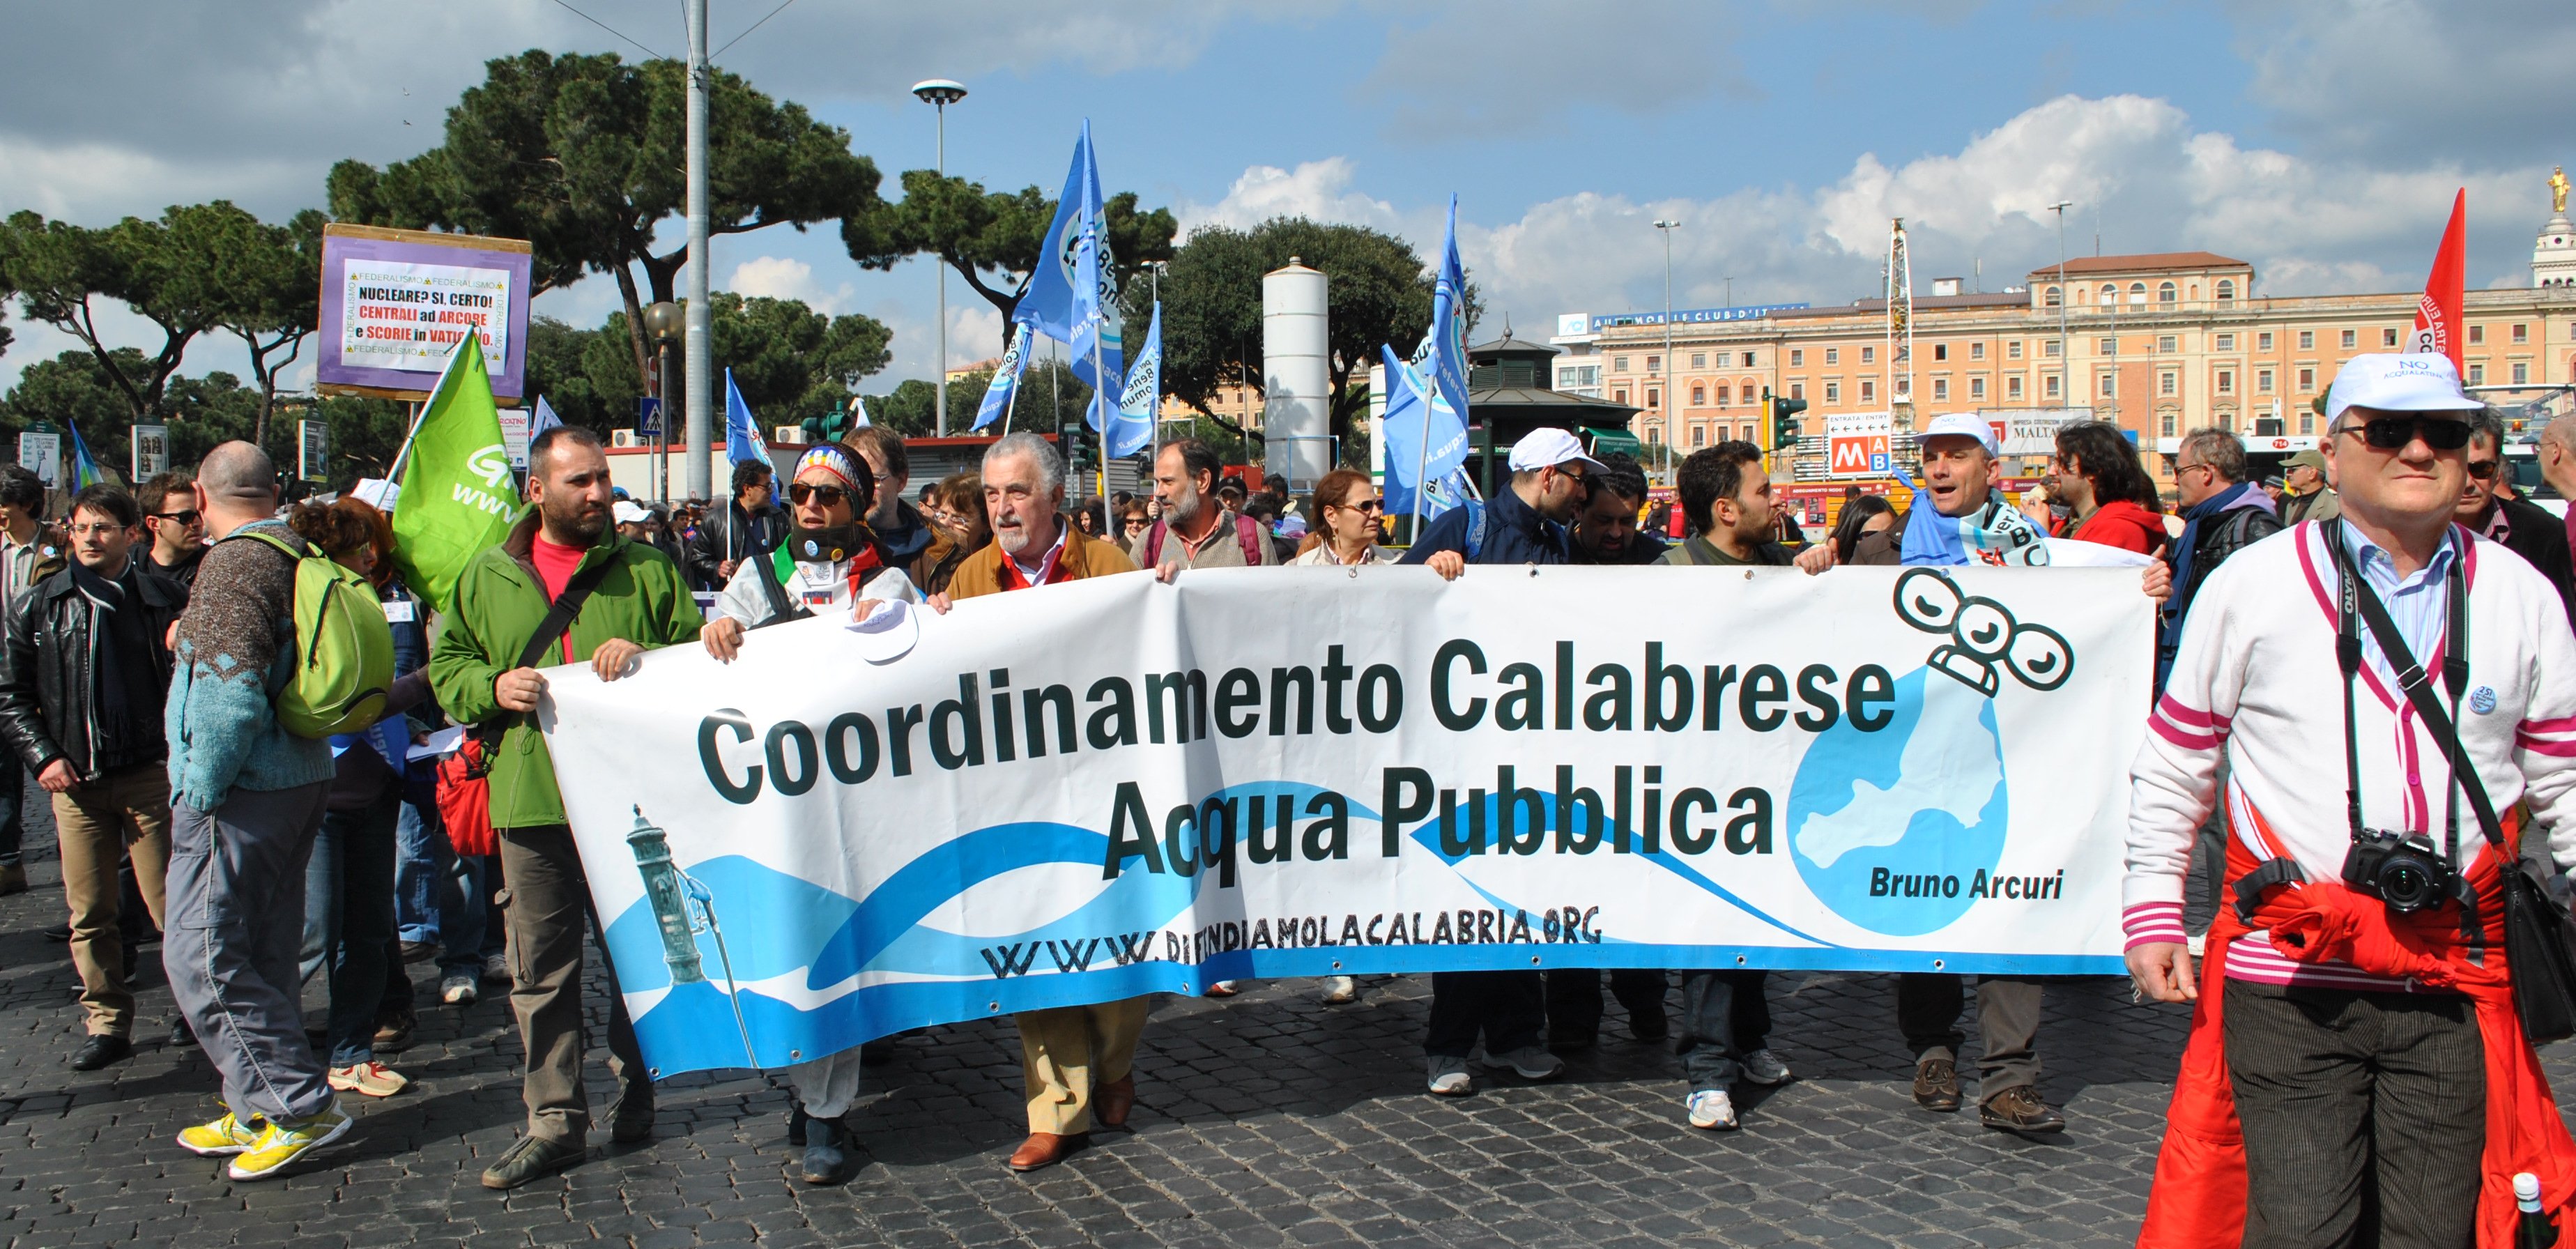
[2072,499,2165,555]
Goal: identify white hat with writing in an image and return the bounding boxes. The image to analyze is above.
[2325,352,2481,426]
[1912,411,2000,456]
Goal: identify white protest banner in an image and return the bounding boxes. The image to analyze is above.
[543,565,2151,1077]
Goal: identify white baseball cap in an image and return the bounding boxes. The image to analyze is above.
[1912,411,1999,456]
[612,500,650,524]
[2324,352,2481,426]
[1506,427,1608,475]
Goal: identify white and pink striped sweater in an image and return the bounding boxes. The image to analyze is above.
[2125,520,2576,990]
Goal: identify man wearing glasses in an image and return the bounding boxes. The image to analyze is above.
[138,471,208,590]
[2454,407,2575,634]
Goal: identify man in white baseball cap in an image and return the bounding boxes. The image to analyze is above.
[1398,427,1604,580]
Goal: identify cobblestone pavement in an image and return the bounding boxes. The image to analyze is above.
[3,789,2572,1248]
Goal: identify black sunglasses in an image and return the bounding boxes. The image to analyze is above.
[2340,415,2472,452]
[2466,458,2500,480]
[153,509,201,526]
[787,483,850,507]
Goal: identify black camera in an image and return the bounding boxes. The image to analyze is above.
[2342,829,2455,914]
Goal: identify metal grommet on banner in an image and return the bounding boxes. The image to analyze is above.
[790,1050,802,1061]
[1331,960,1342,970]
[1931,958,1947,970]
[1346,566,1359,580]
[648,1067,661,1078]
[988,1001,999,1012]
[1735,955,1747,965]
[1530,955,1542,965]
[1527,563,1539,578]
[1743,569,1754,581]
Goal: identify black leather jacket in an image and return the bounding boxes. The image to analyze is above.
[2177,504,2285,616]
[683,498,784,591]
[0,564,187,780]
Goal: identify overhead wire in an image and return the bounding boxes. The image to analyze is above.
[713,0,799,59]
[551,0,670,61]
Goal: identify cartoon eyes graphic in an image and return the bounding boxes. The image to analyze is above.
[1892,567,2076,697]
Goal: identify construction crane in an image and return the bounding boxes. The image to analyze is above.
[1886,217,1915,427]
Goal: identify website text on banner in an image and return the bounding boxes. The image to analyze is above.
[542,565,2151,1077]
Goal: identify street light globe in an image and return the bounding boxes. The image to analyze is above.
[912,79,967,106]
[641,300,684,343]
[1653,219,1680,229]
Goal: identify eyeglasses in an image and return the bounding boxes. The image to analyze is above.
[1123,518,1150,531]
[2466,458,2500,480]
[153,509,200,526]
[68,523,126,538]
[2175,462,2213,477]
[786,483,849,507]
[2338,414,2472,452]
[1334,498,1384,514]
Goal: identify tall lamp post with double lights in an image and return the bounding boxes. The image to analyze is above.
[1654,219,1680,480]
[913,79,968,436]
[642,300,684,503]
[2048,200,2074,404]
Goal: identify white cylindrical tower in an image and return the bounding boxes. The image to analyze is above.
[1262,257,1331,493]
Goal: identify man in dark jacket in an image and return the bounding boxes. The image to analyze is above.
[1568,452,1671,566]
[2460,408,2576,636]
[682,461,782,590]
[2162,427,2283,691]
[846,427,965,592]
[138,470,207,590]
[0,484,186,1071]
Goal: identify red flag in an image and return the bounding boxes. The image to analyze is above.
[2409,189,2466,373]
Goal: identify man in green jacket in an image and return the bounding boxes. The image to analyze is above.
[428,426,701,1190]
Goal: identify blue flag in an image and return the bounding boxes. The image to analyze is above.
[1105,302,1161,459]
[723,369,767,467]
[1409,196,1472,427]
[66,421,105,489]
[1896,479,1967,566]
[529,394,564,439]
[973,323,1032,431]
[1018,121,1121,397]
[1379,345,1472,517]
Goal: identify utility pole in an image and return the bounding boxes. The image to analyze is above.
[683,0,712,501]
[1655,219,1679,477]
[913,79,967,437]
[2049,201,2073,408]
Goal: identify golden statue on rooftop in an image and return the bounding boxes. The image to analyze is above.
[2555,165,2570,215]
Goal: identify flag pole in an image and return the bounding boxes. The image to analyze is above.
[1406,374,1434,544]
[386,400,429,484]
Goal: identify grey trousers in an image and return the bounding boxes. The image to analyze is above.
[1896,972,2041,1099]
[163,782,335,1124]
[2225,979,2483,1249]
[496,824,644,1144]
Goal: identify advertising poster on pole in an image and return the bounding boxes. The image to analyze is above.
[16,433,61,489]
[299,420,330,482]
[130,424,171,480]
[500,407,531,472]
[316,223,534,402]
[1825,411,1894,479]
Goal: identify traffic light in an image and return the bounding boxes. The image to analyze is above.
[1766,390,1809,450]
[797,404,852,446]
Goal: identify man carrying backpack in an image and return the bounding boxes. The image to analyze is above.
[161,443,349,1179]
[1133,439,1279,574]
[429,427,702,1190]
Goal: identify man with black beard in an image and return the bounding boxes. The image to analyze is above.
[1568,452,1669,565]
[430,427,701,1189]
[1133,438,1279,572]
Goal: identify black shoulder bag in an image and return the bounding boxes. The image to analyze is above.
[749,549,811,627]
[469,557,618,760]
[2325,521,2576,1041]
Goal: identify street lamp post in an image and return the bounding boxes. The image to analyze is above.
[2048,200,2073,405]
[684,0,712,502]
[914,79,968,438]
[1655,220,1680,479]
[643,300,684,503]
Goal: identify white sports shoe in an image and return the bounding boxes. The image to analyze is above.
[440,974,478,1005]
[1687,1089,1740,1131]
[1740,1048,1793,1086]
[1425,1057,1472,1096]
[1488,1045,1565,1081]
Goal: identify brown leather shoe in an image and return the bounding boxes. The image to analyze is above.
[1912,1057,1961,1112]
[1094,1075,1135,1129]
[1006,1131,1089,1172]
[1980,1085,2067,1135]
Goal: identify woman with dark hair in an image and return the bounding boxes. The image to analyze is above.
[1829,494,1898,564]
[1291,468,1393,568]
[2048,420,2168,555]
[938,471,991,554]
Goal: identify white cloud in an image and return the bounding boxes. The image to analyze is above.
[726,256,853,314]
[1352,0,1756,143]
[1176,158,1408,236]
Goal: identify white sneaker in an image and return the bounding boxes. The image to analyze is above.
[1687,1089,1740,1131]
[440,974,478,1005]
[1488,1045,1565,1081]
[1320,975,1357,1004]
[1740,1048,1792,1087]
[1425,1057,1472,1096]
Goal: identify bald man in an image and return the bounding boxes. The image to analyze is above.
[2540,416,2576,560]
[163,442,351,1179]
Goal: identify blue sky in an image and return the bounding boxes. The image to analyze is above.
[3,0,2569,393]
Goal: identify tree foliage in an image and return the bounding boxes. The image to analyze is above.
[850,170,1177,354]
[521,294,889,440]
[1137,217,1475,448]
[331,49,887,388]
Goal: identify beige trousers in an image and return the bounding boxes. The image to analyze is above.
[1015,997,1150,1135]
[55,763,171,1036]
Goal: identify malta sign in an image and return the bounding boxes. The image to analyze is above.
[542,565,2152,1076]
[1826,411,1894,479]
[316,223,534,401]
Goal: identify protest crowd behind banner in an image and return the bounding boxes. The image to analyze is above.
[7,135,2576,1242]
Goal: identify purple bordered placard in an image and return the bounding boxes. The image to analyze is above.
[316,230,534,399]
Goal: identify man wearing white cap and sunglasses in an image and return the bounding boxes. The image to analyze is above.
[2127,353,2576,1245]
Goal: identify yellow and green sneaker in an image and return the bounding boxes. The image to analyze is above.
[227,1105,352,1180]
[176,1111,266,1156]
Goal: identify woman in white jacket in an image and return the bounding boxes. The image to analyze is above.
[1289,468,1395,569]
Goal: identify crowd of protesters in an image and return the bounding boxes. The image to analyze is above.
[2,350,2573,1239]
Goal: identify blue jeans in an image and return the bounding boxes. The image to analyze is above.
[164,782,335,1124]
[436,849,503,981]
[392,799,440,944]
[300,791,401,1067]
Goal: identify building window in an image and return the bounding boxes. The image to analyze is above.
[2101,283,2118,305]
[2044,339,2061,358]
[1933,344,1949,361]
[2514,323,2530,344]
[2159,335,2177,353]
[1613,356,1630,373]
[2217,333,2236,351]
[1825,381,1840,403]
[1860,379,1876,403]
[2257,369,2274,393]
[2044,286,2062,307]
[2160,371,2177,396]
[2471,325,2486,345]
[2257,332,2273,351]
[2007,340,2023,360]
[1613,390,1627,404]
[1717,385,1731,406]
[2299,411,2314,434]
[1971,342,1986,360]
[2514,362,2530,385]
[2099,337,2117,355]
[2298,330,2315,351]
[2297,367,2315,390]
[2381,328,2399,348]
[2100,372,2117,398]
[2340,330,2356,349]
[2221,411,2234,432]
[2159,281,2177,305]
[1690,385,1705,406]
[1739,425,1754,443]
[2009,376,2024,399]
[2043,375,2060,398]
[1788,383,1804,400]
[2161,413,2177,437]
[1825,348,1839,365]
[2469,364,2485,385]
[1691,425,1706,448]
[2216,279,2236,303]
[1691,353,1706,368]
[1741,352,1756,367]
[2129,282,2148,305]
[1970,377,1986,399]
[1861,346,1876,364]
[1789,348,1804,367]
[1646,355,1661,372]
[2217,371,2234,394]
[1933,378,1949,401]
[1647,388,1660,409]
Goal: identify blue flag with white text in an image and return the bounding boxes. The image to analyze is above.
[1018,121,1121,397]
[974,323,1032,431]
[1380,345,1471,517]
[1105,302,1161,459]
[723,369,767,468]
[1408,196,1472,427]
[530,394,564,440]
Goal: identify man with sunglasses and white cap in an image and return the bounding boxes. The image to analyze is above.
[2127,353,2576,1246]
[1396,427,1602,1096]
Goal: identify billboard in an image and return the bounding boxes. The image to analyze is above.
[316,223,534,401]
[16,433,59,488]
[1979,408,2093,457]
[1825,411,1894,479]
[131,424,171,480]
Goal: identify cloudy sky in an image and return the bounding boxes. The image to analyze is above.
[3,0,2571,394]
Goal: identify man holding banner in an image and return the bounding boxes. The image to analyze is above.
[428,427,703,1190]
[933,431,1148,1172]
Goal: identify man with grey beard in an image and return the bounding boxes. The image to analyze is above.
[1130,438,1278,573]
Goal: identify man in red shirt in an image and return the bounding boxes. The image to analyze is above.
[2048,420,2168,555]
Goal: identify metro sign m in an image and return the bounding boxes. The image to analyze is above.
[1829,434,1889,476]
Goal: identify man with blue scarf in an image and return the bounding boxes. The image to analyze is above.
[2161,428,2281,694]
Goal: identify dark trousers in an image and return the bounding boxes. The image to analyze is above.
[299,792,401,1066]
[1544,967,1669,1040]
[1896,972,2041,1098]
[2224,979,2483,1249]
[1424,970,1544,1059]
[0,760,20,868]
[1676,969,1773,1090]
[497,824,643,1143]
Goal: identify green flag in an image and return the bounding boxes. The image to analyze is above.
[392,333,520,611]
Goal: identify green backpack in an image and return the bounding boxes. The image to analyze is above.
[231,529,397,740]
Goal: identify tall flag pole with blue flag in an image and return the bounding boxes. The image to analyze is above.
[1016,121,1126,482]
[1112,303,1163,460]
[723,369,769,470]
[974,322,1032,432]
[1407,195,1471,539]
[66,420,106,489]
[1379,345,1472,518]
